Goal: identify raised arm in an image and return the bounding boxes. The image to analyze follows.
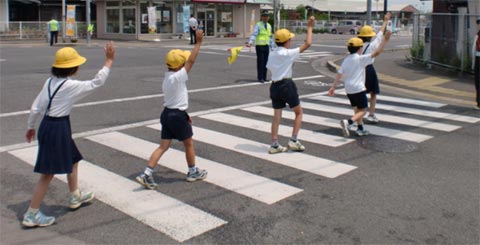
[371,30,391,58]
[185,30,203,73]
[300,16,315,53]
[380,12,391,33]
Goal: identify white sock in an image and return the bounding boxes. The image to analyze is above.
[144,167,153,176]
[27,207,39,214]
[188,166,197,174]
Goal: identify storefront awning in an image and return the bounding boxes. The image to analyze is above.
[246,0,272,4]
[192,0,245,3]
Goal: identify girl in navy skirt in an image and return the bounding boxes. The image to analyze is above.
[22,42,115,227]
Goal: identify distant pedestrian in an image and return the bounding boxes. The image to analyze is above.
[48,17,59,46]
[328,32,391,137]
[473,26,480,110]
[189,15,198,45]
[246,10,273,83]
[22,43,115,227]
[265,16,315,154]
[357,12,391,123]
[136,30,207,190]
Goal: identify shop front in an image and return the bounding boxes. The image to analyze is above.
[96,0,269,41]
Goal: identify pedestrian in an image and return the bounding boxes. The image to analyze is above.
[246,10,273,83]
[265,16,315,154]
[473,21,480,110]
[136,30,207,189]
[48,17,59,46]
[22,42,115,227]
[328,32,391,137]
[189,15,198,45]
[357,12,391,123]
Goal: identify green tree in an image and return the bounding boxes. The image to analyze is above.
[296,5,306,20]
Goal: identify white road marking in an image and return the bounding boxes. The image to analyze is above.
[368,94,446,108]
[148,124,358,178]
[86,132,303,205]
[9,147,227,242]
[301,102,460,132]
[243,106,433,143]
[199,112,354,147]
[310,96,480,123]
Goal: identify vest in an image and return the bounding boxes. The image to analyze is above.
[49,19,59,32]
[255,21,272,46]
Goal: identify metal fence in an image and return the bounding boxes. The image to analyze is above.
[412,13,478,72]
[0,21,96,40]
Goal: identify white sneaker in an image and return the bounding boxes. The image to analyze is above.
[288,140,305,152]
[340,119,350,137]
[366,114,379,123]
[268,145,288,154]
[356,129,370,136]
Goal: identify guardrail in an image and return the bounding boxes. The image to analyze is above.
[0,21,96,40]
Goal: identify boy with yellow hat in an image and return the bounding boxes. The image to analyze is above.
[358,12,391,123]
[265,16,315,154]
[23,43,115,227]
[136,30,207,189]
[328,30,391,137]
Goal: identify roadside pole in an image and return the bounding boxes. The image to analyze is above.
[86,0,91,46]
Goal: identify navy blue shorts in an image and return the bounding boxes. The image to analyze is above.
[347,91,368,109]
[365,64,380,94]
[160,108,193,141]
[35,116,83,174]
[270,79,300,109]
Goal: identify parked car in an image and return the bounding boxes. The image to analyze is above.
[324,22,337,33]
[314,20,327,29]
[331,20,363,34]
[290,21,307,31]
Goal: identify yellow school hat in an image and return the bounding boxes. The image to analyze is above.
[52,47,87,68]
[274,29,295,43]
[166,49,191,69]
[358,25,376,37]
[347,37,364,47]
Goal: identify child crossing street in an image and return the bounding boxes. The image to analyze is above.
[23,43,115,227]
[136,30,207,189]
[265,16,315,154]
[328,31,391,137]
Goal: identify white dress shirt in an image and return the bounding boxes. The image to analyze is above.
[266,47,300,81]
[27,66,110,129]
[163,67,189,111]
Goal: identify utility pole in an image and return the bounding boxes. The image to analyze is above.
[86,0,91,46]
[367,0,372,25]
[384,0,388,13]
[62,0,66,41]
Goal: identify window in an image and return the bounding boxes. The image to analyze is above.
[106,1,136,34]
[140,2,173,34]
[217,5,233,33]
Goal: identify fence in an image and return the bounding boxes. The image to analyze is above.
[412,13,478,72]
[0,21,96,41]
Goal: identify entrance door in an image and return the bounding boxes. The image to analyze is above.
[197,9,215,37]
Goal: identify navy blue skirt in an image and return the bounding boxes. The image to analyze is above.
[34,116,83,174]
[365,64,380,94]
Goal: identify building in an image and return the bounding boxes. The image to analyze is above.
[95,0,272,41]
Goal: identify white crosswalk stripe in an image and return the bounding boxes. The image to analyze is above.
[147,124,358,178]
[6,91,478,241]
[9,147,227,242]
[86,132,303,205]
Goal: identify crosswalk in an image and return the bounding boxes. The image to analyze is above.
[164,44,334,63]
[7,93,479,242]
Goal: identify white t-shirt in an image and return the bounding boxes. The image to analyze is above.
[266,47,300,81]
[27,66,110,129]
[362,30,384,64]
[338,53,374,94]
[189,17,198,29]
[163,67,189,111]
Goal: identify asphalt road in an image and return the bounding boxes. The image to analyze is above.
[1,34,479,244]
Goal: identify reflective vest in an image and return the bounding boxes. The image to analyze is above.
[255,21,271,46]
[49,19,59,32]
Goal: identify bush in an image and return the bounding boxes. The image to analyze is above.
[410,43,424,59]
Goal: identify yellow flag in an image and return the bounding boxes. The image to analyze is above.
[227,46,244,65]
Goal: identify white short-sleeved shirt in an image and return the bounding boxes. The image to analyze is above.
[27,66,110,129]
[189,17,198,29]
[266,47,300,81]
[338,53,374,94]
[163,67,189,111]
[362,30,384,64]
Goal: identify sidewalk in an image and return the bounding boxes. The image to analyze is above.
[326,49,477,108]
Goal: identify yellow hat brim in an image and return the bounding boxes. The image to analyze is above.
[52,56,87,68]
[358,32,376,37]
